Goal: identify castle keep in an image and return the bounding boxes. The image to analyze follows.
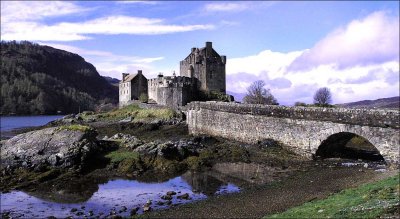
[119,42,226,108]
[180,42,226,93]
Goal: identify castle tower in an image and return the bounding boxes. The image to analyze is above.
[179,42,226,93]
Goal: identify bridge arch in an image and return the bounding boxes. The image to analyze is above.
[307,124,397,164]
[187,102,400,165]
[314,132,384,162]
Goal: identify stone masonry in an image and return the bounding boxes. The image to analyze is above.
[119,42,227,108]
[186,101,400,165]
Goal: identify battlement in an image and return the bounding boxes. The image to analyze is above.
[148,76,194,88]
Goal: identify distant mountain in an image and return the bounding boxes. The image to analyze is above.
[1,41,118,115]
[102,76,120,87]
[337,96,399,109]
[227,91,246,102]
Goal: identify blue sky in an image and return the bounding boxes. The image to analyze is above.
[1,1,399,104]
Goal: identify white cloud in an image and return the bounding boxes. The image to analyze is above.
[289,11,399,71]
[116,1,159,5]
[0,1,88,23]
[227,11,399,105]
[204,2,276,13]
[204,2,249,12]
[1,2,215,41]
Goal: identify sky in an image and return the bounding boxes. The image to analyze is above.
[1,1,399,105]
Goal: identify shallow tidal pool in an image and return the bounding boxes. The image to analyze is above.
[1,171,241,218]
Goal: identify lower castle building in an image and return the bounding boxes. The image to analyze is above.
[119,42,226,108]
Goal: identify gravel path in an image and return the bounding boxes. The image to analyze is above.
[146,166,395,218]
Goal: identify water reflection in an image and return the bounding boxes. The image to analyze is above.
[1,170,241,218]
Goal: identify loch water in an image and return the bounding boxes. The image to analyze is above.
[0,115,63,139]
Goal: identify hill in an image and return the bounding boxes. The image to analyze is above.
[337,96,399,109]
[227,91,246,102]
[102,76,120,87]
[0,41,118,115]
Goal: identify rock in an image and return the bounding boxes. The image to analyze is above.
[133,138,202,160]
[119,117,132,123]
[258,139,282,148]
[1,126,100,172]
[146,200,152,205]
[156,201,164,205]
[177,193,189,199]
[75,211,84,216]
[88,211,94,216]
[130,207,139,216]
[70,208,78,212]
[106,133,143,149]
[107,215,122,219]
[166,191,177,196]
[109,209,117,215]
[143,206,151,212]
[161,195,173,200]
[166,200,172,205]
[120,206,127,212]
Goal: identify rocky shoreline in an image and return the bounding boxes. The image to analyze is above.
[0,110,395,218]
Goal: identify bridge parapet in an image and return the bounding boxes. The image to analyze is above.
[187,101,399,129]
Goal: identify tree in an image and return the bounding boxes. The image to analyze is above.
[243,80,278,105]
[294,101,307,107]
[313,87,332,106]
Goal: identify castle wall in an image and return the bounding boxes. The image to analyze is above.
[179,42,226,93]
[205,53,226,93]
[148,78,158,102]
[148,76,195,108]
[130,74,148,100]
[119,82,131,106]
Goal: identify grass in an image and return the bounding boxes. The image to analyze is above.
[98,104,177,121]
[57,124,93,132]
[105,150,139,163]
[266,174,400,219]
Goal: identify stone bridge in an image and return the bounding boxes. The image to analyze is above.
[186,102,399,165]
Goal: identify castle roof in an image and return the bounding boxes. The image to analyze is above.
[121,70,146,83]
[122,73,138,82]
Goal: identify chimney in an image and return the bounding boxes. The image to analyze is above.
[221,55,226,64]
[122,73,129,81]
[191,47,196,53]
[137,70,142,75]
[206,42,212,50]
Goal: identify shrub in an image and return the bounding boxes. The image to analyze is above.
[139,93,148,103]
[105,150,139,163]
[294,101,307,107]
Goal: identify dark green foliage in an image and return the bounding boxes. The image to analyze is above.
[198,90,233,102]
[0,41,117,115]
[294,101,307,107]
[139,93,148,103]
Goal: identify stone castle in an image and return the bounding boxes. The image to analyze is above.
[119,42,227,108]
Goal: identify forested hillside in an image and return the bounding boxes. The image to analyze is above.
[1,41,117,115]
